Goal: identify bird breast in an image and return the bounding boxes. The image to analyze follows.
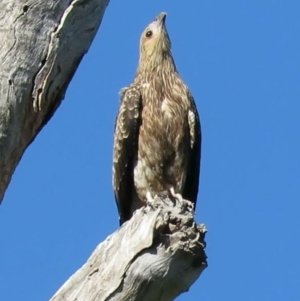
[133,84,191,201]
[161,97,174,119]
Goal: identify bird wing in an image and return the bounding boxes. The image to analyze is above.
[182,92,202,209]
[112,86,142,225]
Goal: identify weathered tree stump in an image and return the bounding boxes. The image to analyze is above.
[50,195,207,301]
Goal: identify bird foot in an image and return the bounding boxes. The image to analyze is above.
[145,191,155,207]
[168,187,194,211]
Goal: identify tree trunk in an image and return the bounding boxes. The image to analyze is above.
[0,0,109,202]
[50,195,207,301]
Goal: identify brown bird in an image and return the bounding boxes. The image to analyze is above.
[112,12,201,225]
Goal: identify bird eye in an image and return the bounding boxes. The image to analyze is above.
[146,30,153,38]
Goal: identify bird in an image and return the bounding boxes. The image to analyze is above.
[112,12,201,225]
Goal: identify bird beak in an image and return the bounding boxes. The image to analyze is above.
[155,12,167,26]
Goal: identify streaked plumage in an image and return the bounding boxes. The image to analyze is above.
[112,12,201,225]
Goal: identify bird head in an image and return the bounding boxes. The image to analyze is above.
[138,12,172,69]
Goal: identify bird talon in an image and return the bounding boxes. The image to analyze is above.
[146,191,155,206]
[168,188,194,211]
[169,187,183,207]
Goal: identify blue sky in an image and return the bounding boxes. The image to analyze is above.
[1,1,300,300]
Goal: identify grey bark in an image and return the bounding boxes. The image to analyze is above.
[0,0,109,202]
[50,195,207,301]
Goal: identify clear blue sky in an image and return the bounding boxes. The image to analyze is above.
[1,1,299,300]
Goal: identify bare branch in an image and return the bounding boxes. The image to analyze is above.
[50,195,207,301]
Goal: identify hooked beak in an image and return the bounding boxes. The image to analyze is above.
[155,12,167,26]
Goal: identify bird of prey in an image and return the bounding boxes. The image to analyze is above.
[112,12,201,225]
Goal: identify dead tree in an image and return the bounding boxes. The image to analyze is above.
[0,0,109,201]
[0,2,207,300]
[50,195,207,301]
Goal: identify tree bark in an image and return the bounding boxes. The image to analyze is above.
[50,195,207,301]
[0,0,109,202]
